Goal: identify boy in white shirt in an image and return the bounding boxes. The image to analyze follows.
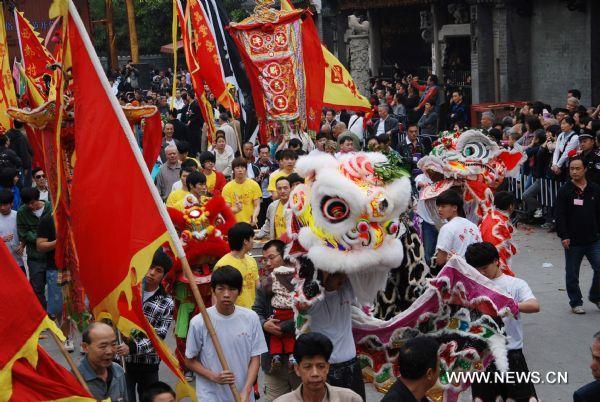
[185,266,267,402]
[434,189,482,271]
[465,242,540,402]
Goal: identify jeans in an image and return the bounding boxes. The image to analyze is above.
[327,357,365,400]
[28,260,47,310]
[564,240,600,307]
[522,178,541,218]
[125,362,159,402]
[421,220,439,265]
[46,269,63,317]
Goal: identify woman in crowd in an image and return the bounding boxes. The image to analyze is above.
[209,131,235,179]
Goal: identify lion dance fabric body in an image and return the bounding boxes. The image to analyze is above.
[418,129,525,275]
[285,152,520,401]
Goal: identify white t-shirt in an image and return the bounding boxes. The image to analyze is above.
[348,115,364,142]
[171,180,183,192]
[186,306,267,402]
[436,216,482,257]
[142,288,157,303]
[308,280,356,364]
[0,211,21,265]
[492,275,535,350]
[415,174,433,224]
[376,117,387,136]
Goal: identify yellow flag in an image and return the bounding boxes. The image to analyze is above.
[322,46,371,110]
[49,0,68,18]
[282,0,370,111]
[0,6,17,131]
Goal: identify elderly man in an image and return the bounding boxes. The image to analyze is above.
[373,104,400,150]
[156,145,181,201]
[574,331,600,401]
[567,96,581,113]
[78,322,129,401]
[481,111,495,131]
[159,122,178,163]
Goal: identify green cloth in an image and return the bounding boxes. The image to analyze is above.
[174,282,195,338]
[16,201,50,262]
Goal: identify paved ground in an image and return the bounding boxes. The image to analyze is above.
[42,224,599,401]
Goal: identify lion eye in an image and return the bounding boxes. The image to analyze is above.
[462,142,489,159]
[321,196,350,223]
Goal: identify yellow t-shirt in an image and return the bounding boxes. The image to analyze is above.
[214,253,259,308]
[267,169,295,193]
[206,171,216,193]
[166,189,190,210]
[274,202,287,239]
[222,179,262,224]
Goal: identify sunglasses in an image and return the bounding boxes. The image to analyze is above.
[35,174,45,179]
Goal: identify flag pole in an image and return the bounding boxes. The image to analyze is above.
[48,330,92,395]
[67,2,241,400]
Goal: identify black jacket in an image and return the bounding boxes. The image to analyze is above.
[372,116,401,150]
[381,379,428,402]
[555,181,600,245]
[582,148,600,186]
[574,380,600,402]
[6,128,32,169]
[0,147,22,169]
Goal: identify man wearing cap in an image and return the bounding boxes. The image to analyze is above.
[124,249,175,401]
[579,128,600,186]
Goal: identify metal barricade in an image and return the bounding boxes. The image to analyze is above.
[505,175,565,208]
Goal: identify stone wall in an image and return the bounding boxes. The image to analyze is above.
[530,0,591,107]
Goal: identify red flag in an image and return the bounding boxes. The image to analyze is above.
[0,241,94,401]
[177,0,217,144]
[14,9,56,98]
[186,0,238,115]
[142,111,163,172]
[68,4,194,399]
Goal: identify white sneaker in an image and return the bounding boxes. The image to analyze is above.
[534,208,543,218]
[64,337,75,353]
[571,306,585,314]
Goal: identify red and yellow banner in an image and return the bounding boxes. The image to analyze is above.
[187,0,238,115]
[14,9,56,99]
[0,241,94,401]
[68,6,194,399]
[0,6,16,133]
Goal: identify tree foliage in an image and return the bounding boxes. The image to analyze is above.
[89,0,248,56]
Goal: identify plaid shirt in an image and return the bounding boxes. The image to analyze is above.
[125,286,174,365]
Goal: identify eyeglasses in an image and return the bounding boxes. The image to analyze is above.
[262,254,281,263]
[34,174,45,179]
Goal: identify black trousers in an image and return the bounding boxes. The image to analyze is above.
[125,362,160,402]
[258,197,272,228]
[471,349,538,402]
[327,357,366,401]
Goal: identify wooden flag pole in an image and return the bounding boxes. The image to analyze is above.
[48,330,92,395]
[68,3,240,400]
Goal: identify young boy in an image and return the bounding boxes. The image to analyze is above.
[125,249,175,402]
[185,266,267,402]
[214,222,259,309]
[465,242,540,401]
[222,158,262,225]
[434,189,482,271]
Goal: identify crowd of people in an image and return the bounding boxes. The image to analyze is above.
[1,64,600,402]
